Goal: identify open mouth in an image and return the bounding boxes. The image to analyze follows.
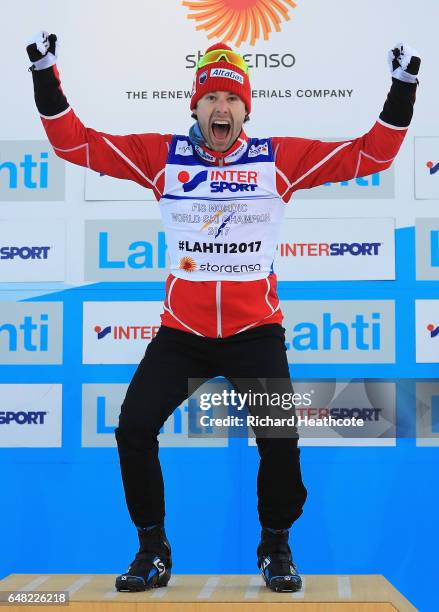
[210,120,231,143]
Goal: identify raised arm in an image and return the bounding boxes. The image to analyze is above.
[27,32,170,200]
[273,43,420,202]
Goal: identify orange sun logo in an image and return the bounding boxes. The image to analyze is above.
[179,256,197,272]
[182,0,297,47]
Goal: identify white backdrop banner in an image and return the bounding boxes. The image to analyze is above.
[275,217,395,280]
[82,301,164,364]
[282,300,395,364]
[0,219,65,282]
[0,384,62,447]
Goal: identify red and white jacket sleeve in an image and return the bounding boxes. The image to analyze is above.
[30,65,170,200]
[272,79,417,202]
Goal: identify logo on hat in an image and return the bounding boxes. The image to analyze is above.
[210,68,244,84]
[199,70,208,85]
[182,0,297,47]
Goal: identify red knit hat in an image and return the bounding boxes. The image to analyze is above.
[190,43,251,113]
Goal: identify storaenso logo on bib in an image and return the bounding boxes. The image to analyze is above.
[178,169,259,193]
[201,262,261,273]
[179,257,261,274]
[210,68,244,84]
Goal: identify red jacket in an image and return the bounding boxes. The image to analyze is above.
[35,67,413,337]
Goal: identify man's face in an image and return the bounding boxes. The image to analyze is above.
[195,91,247,152]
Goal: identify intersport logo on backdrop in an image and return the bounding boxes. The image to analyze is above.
[415,300,439,363]
[415,218,439,280]
[282,300,395,364]
[0,303,62,364]
[83,301,164,364]
[0,220,66,282]
[276,218,395,281]
[84,220,168,281]
[294,169,394,199]
[0,384,62,447]
[94,323,160,341]
[415,137,439,199]
[0,141,65,201]
[82,384,228,448]
[426,160,439,175]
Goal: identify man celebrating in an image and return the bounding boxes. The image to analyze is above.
[27,34,419,593]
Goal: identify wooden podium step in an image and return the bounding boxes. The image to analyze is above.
[0,574,417,611]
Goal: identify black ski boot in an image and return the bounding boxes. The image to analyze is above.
[257,527,302,593]
[115,525,172,592]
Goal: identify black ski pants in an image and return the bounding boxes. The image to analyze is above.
[115,324,307,530]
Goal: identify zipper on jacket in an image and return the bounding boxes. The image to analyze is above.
[216,281,222,338]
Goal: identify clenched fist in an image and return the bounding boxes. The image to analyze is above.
[388,42,420,84]
[27,31,58,70]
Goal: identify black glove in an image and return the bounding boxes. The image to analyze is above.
[26,31,58,70]
[388,42,421,84]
